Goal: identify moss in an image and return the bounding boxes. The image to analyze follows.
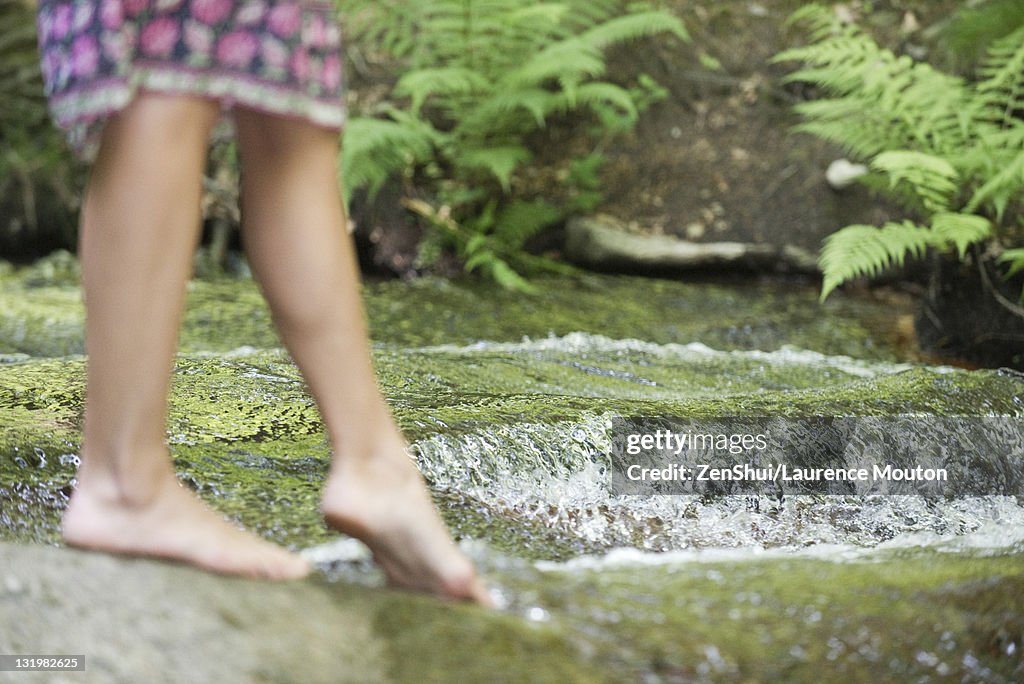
[498,550,1024,682]
[1,259,1022,680]
[1,255,908,359]
[372,590,604,683]
[363,273,907,360]
[2,347,1022,551]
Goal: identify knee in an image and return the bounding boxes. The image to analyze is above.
[235,109,339,171]
[116,93,221,147]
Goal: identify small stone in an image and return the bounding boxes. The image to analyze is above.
[826,159,868,189]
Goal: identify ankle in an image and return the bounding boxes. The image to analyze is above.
[328,418,408,463]
[74,446,178,508]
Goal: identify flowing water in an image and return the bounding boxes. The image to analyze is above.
[1,254,1022,681]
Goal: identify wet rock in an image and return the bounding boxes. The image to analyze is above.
[0,542,594,684]
[1,540,1021,683]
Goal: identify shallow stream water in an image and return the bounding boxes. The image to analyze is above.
[1,255,1022,681]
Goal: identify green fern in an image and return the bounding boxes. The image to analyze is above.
[338,0,688,289]
[340,110,441,202]
[778,4,1024,301]
[940,0,1024,65]
[998,247,1024,284]
[870,151,958,214]
[818,222,933,300]
[931,212,993,259]
[976,28,1024,128]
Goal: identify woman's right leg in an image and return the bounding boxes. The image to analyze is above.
[61,93,308,579]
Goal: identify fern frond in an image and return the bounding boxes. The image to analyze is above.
[341,114,441,201]
[976,26,1024,128]
[792,99,912,158]
[550,82,638,123]
[998,248,1024,279]
[783,3,854,42]
[943,0,1024,65]
[777,17,976,161]
[508,3,569,30]
[395,67,492,114]
[870,151,959,213]
[459,146,533,191]
[338,0,426,60]
[561,0,622,33]
[819,222,934,300]
[458,88,561,132]
[492,199,562,250]
[501,39,606,90]
[930,212,993,258]
[578,11,690,50]
[966,141,1024,221]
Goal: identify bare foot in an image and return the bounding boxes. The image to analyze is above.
[63,467,309,580]
[321,442,492,605]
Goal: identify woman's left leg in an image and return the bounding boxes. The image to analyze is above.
[233,108,490,603]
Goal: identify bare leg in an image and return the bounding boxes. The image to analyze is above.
[234,109,489,604]
[62,93,309,580]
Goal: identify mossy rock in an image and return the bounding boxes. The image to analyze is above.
[1,254,909,360]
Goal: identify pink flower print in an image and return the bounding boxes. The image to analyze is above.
[216,30,258,68]
[156,0,186,11]
[267,3,300,38]
[50,3,73,40]
[72,1,95,32]
[99,0,123,30]
[235,0,267,26]
[324,22,340,46]
[71,35,100,78]
[260,36,288,70]
[190,0,232,25]
[183,20,214,56]
[289,47,310,81]
[123,0,149,18]
[140,17,180,58]
[101,27,134,63]
[321,54,341,91]
[303,14,327,47]
[41,46,64,85]
[46,47,72,89]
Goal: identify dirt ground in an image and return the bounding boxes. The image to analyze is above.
[579,0,965,251]
[349,0,966,274]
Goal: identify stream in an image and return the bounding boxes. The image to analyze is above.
[2,253,1022,682]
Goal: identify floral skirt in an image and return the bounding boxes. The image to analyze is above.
[36,0,346,159]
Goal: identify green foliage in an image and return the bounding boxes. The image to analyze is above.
[339,0,687,288]
[776,4,1024,301]
[0,0,81,242]
[998,247,1024,288]
[819,222,932,299]
[940,0,1024,66]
